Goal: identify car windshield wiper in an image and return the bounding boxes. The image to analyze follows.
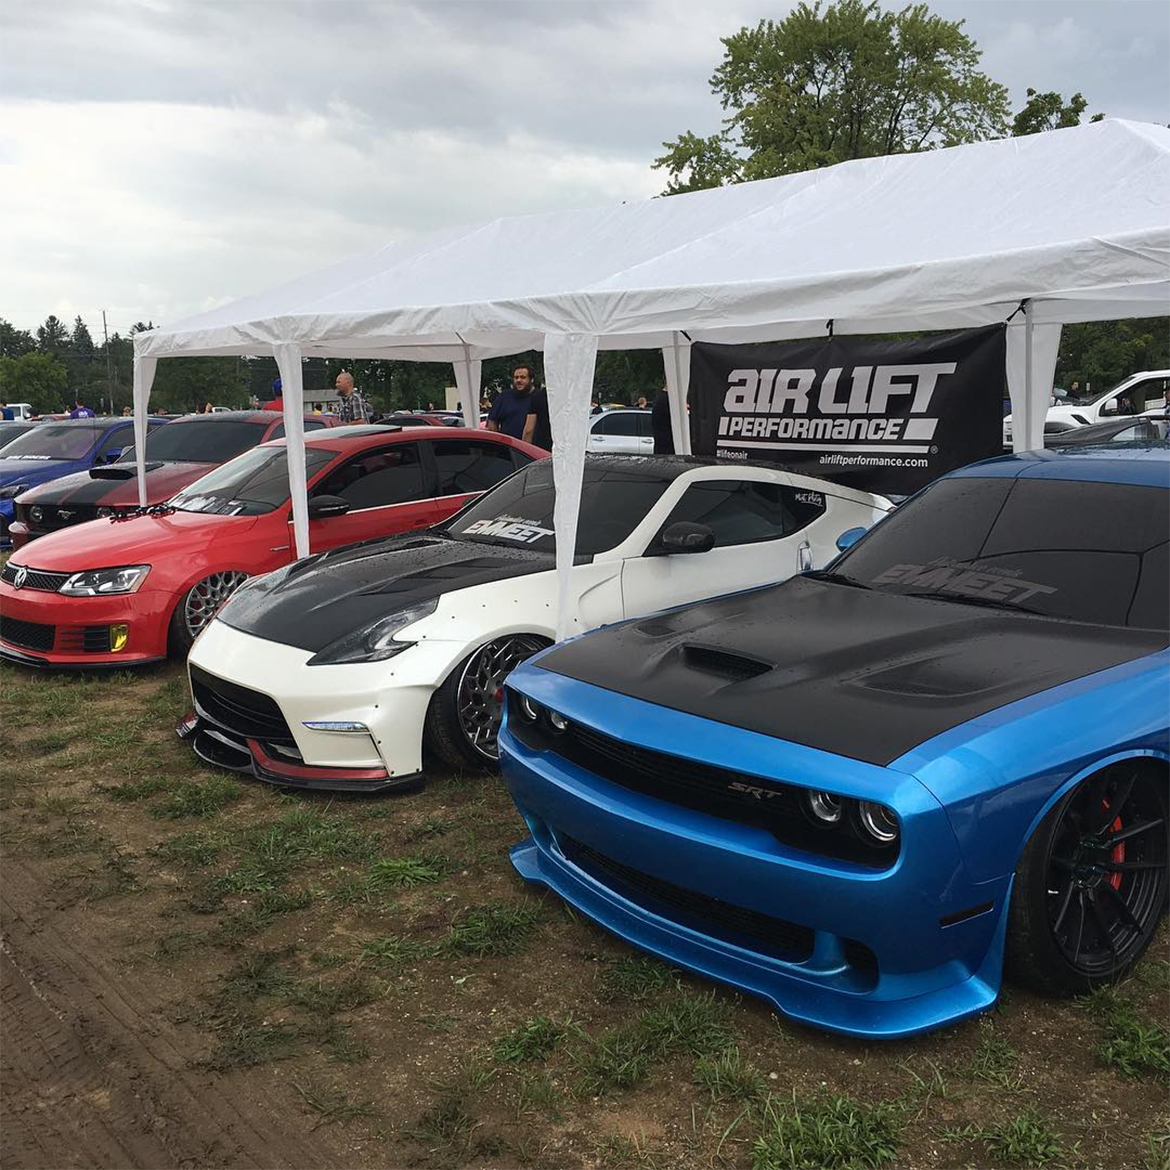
[900,590,1044,616]
[806,570,873,590]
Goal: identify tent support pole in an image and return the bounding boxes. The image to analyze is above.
[132,354,158,507]
[665,333,691,455]
[544,332,598,641]
[455,336,481,429]
[273,342,310,559]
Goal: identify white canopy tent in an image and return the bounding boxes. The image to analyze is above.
[134,118,1170,637]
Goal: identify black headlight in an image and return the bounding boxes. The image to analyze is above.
[307,598,439,665]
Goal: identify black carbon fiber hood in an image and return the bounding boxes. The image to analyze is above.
[534,576,1167,765]
[218,533,553,652]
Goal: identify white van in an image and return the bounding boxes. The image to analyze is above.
[1004,369,1170,446]
[2,402,35,420]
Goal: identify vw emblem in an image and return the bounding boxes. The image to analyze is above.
[13,566,28,589]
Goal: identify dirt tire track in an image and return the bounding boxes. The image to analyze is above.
[1,856,350,1169]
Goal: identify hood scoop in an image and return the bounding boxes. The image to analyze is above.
[682,644,774,681]
[90,462,164,479]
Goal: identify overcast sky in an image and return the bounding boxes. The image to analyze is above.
[3,0,1167,335]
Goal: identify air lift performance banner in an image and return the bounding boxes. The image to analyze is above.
[689,326,1006,496]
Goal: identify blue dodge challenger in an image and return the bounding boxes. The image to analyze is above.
[499,446,1168,1039]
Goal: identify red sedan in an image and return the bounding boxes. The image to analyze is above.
[0,426,545,668]
[9,410,337,548]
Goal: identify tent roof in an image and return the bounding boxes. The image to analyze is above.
[136,119,1170,362]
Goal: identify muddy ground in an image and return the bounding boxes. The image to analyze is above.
[0,662,1166,1169]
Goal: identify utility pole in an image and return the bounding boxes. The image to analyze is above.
[102,311,114,414]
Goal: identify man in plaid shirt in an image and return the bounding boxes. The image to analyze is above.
[334,371,369,424]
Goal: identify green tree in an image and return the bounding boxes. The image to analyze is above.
[0,352,70,413]
[1056,318,1170,394]
[151,357,248,414]
[654,0,1010,193]
[36,314,69,354]
[1012,89,1103,136]
[0,319,35,359]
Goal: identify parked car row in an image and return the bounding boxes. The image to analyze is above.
[0,405,1165,1043]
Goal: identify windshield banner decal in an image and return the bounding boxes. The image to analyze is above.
[461,516,555,544]
[689,325,1005,495]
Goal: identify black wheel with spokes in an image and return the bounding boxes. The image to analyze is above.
[1007,762,1168,996]
[424,635,551,770]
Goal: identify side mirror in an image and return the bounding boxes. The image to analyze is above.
[1100,398,1118,415]
[659,521,715,554]
[307,494,351,519]
[836,527,867,553]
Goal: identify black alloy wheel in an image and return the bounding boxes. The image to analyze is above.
[1008,764,1168,995]
[1047,767,1167,977]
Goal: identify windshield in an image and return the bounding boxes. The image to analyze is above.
[118,418,268,464]
[1,423,103,461]
[831,475,1169,629]
[0,424,37,451]
[171,446,335,516]
[445,460,673,556]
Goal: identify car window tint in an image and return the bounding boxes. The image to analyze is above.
[313,443,425,509]
[636,413,655,438]
[2,423,103,460]
[122,418,269,463]
[268,419,327,440]
[656,480,822,547]
[835,476,1170,629]
[432,439,517,495]
[603,413,640,437]
[172,447,335,516]
[95,427,131,459]
[447,459,671,556]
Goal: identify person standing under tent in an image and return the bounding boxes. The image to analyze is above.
[522,380,553,452]
[334,371,369,425]
[487,364,536,439]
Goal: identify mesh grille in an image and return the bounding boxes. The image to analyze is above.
[1,563,70,592]
[512,707,897,869]
[559,835,815,961]
[0,616,55,652]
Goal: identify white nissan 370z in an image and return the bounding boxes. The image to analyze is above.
[179,455,892,791]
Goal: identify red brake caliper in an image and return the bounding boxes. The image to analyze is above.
[1102,799,1125,892]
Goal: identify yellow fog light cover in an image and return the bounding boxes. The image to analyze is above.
[109,624,129,652]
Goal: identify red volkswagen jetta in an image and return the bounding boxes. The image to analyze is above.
[0,426,545,668]
[8,410,337,548]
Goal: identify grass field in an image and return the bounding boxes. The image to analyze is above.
[1,660,1167,1169]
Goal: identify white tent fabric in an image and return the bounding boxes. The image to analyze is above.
[133,119,1170,636]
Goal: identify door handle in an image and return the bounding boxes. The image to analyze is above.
[797,541,813,572]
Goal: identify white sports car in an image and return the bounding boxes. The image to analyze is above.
[180,456,893,790]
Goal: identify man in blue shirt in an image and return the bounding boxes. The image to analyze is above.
[68,401,96,418]
[487,364,537,439]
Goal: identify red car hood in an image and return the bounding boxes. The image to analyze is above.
[8,509,261,572]
[15,461,216,507]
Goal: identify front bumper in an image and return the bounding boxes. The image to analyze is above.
[0,578,171,667]
[499,666,1010,1039]
[177,711,413,793]
[185,620,470,786]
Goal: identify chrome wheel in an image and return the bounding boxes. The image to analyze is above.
[456,635,547,760]
[184,571,249,639]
